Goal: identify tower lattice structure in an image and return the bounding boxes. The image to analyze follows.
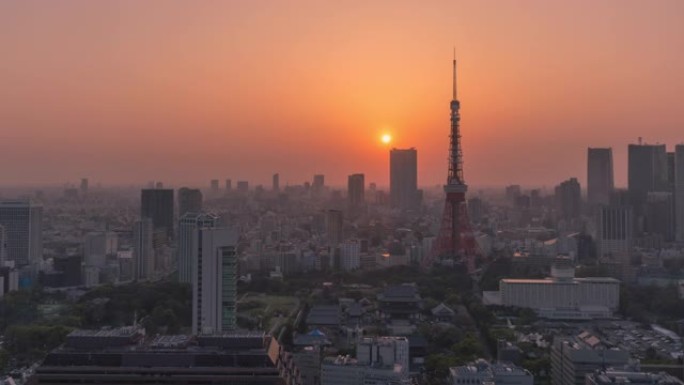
[422,58,480,272]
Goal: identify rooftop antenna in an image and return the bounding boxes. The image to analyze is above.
[452,47,457,100]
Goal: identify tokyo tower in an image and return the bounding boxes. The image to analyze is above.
[422,57,480,272]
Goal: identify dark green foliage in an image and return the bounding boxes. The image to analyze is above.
[74,281,192,334]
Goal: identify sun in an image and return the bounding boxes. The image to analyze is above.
[381,134,392,144]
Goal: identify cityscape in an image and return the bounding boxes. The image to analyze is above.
[1,2,684,385]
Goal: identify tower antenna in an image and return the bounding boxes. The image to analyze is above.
[453,47,457,100]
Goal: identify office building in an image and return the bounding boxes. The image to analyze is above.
[491,260,620,319]
[325,210,343,247]
[80,178,89,194]
[596,206,633,257]
[141,189,174,240]
[347,174,365,208]
[0,200,43,266]
[273,173,280,192]
[676,145,684,242]
[645,192,675,241]
[225,178,232,191]
[0,225,6,267]
[237,181,249,193]
[133,218,154,280]
[312,174,325,195]
[449,360,533,385]
[32,328,300,385]
[84,231,118,268]
[210,179,219,193]
[587,148,614,206]
[390,148,418,210]
[177,187,203,217]
[177,213,218,284]
[339,239,360,271]
[555,178,581,221]
[628,143,668,211]
[192,227,238,335]
[551,332,629,385]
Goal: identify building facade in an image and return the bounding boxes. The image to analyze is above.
[347,174,365,209]
[192,227,238,335]
[141,188,175,240]
[177,213,218,284]
[675,145,684,242]
[587,148,614,206]
[177,187,203,218]
[390,148,418,210]
[133,218,154,280]
[0,200,43,266]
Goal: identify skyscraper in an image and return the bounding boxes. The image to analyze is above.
[273,173,280,192]
[596,205,633,257]
[178,188,203,217]
[325,210,343,247]
[389,148,418,210]
[347,174,365,208]
[0,225,6,267]
[676,145,684,242]
[80,178,89,195]
[555,178,581,221]
[587,148,614,206]
[312,174,325,196]
[178,213,218,284]
[0,200,43,266]
[133,218,154,280]
[628,143,668,209]
[225,179,232,191]
[141,189,174,240]
[192,227,238,335]
[210,179,219,193]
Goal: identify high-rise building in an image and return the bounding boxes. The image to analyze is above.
[141,189,174,240]
[389,148,418,210]
[0,200,43,266]
[596,205,633,257]
[210,179,219,192]
[225,178,232,191]
[347,174,365,208]
[80,178,89,194]
[628,143,668,210]
[676,145,684,242]
[325,210,343,247]
[177,213,219,284]
[177,188,203,217]
[0,225,6,267]
[645,192,675,241]
[273,173,280,192]
[587,148,614,206]
[133,218,154,281]
[339,239,360,271]
[312,174,325,196]
[84,231,118,268]
[236,181,249,194]
[192,228,238,335]
[555,178,581,221]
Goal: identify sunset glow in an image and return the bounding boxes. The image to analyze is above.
[0,1,683,187]
[381,134,392,145]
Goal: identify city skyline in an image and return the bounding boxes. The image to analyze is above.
[2,1,684,187]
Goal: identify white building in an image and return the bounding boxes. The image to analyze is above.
[340,240,360,271]
[449,359,533,385]
[492,262,620,320]
[192,227,238,335]
[0,200,43,266]
[178,213,218,284]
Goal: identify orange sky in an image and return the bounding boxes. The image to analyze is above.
[1,1,683,189]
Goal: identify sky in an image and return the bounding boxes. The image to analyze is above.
[1,0,683,189]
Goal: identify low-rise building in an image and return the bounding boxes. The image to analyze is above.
[449,359,533,385]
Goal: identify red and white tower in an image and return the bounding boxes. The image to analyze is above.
[422,57,480,272]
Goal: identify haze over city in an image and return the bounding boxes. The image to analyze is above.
[2,0,684,187]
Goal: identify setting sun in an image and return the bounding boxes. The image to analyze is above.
[381,134,392,144]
